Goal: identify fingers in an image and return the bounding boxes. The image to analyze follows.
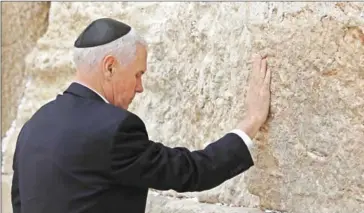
[251,53,268,83]
[260,58,267,79]
[264,68,271,87]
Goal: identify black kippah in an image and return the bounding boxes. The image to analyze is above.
[74,18,132,48]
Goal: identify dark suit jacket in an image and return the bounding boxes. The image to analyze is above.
[11,82,254,213]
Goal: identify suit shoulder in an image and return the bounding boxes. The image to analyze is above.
[117,110,147,134]
[98,104,147,133]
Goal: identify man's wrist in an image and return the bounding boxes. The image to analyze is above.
[238,117,261,139]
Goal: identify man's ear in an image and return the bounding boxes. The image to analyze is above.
[102,55,115,79]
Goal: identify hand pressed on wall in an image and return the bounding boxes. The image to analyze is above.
[239,54,271,139]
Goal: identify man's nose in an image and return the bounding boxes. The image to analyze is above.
[135,84,144,93]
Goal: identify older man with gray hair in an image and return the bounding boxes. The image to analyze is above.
[11,18,271,213]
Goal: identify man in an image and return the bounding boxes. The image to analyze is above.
[11,18,271,213]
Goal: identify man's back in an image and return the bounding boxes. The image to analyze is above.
[11,83,148,213]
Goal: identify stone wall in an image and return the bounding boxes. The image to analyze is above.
[1,2,50,138]
[2,2,364,213]
[1,2,50,213]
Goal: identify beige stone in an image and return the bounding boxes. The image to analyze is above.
[244,5,364,213]
[1,2,50,138]
[2,174,12,213]
[146,192,264,213]
[2,2,364,213]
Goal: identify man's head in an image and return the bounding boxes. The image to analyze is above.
[72,18,147,109]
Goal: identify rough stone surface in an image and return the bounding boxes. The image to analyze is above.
[1,174,12,213]
[244,5,364,213]
[2,2,364,213]
[1,2,50,138]
[146,192,264,213]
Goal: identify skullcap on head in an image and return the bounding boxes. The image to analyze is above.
[74,18,132,48]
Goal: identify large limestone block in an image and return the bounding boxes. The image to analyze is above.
[1,2,50,138]
[146,192,264,213]
[2,2,364,213]
[244,4,364,213]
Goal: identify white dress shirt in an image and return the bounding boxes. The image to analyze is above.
[72,81,254,151]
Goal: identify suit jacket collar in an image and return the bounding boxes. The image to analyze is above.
[64,82,108,103]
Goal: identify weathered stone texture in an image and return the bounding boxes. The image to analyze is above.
[146,192,263,213]
[245,5,364,213]
[1,2,364,213]
[1,2,50,137]
[1,174,12,213]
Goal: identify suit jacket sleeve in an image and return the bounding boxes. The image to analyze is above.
[110,113,254,192]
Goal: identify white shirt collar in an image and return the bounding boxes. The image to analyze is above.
[73,81,109,103]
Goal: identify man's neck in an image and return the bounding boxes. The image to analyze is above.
[73,77,109,104]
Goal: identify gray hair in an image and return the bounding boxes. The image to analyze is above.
[72,28,147,71]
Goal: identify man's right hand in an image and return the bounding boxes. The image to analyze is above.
[239,54,271,139]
